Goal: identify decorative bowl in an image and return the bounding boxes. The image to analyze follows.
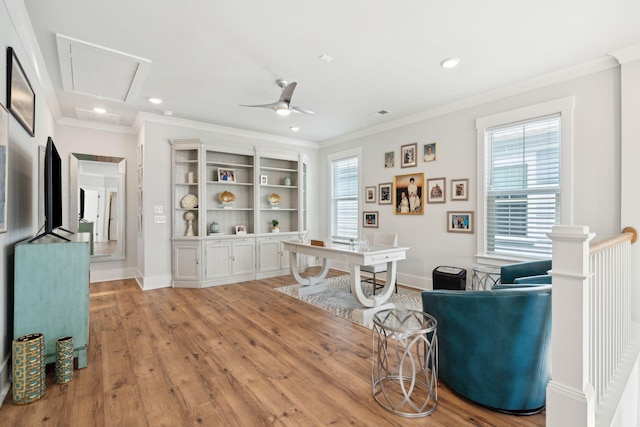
[218,191,236,204]
[267,193,281,207]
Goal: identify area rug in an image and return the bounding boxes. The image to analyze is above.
[275,275,423,328]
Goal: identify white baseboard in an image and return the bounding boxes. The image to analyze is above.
[89,267,137,283]
[138,274,172,290]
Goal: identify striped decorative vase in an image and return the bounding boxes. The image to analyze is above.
[55,336,74,384]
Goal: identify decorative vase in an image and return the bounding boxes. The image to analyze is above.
[55,336,74,384]
[283,176,292,186]
[12,333,46,404]
[272,226,280,233]
[209,221,219,234]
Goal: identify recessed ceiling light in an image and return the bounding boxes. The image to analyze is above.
[163,110,173,116]
[440,57,461,69]
[93,107,106,114]
[148,97,163,104]
[318,54,333,63]
[289,126,300,132]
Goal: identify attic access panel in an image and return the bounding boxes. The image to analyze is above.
[56,34,151,103]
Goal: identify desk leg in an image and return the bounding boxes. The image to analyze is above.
[289,251,332,297]
[351,262,396,325]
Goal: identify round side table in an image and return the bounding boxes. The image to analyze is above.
[471,264,501,290]
[371,309,438,418]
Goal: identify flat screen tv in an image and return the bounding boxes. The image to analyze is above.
[30,137,71,242]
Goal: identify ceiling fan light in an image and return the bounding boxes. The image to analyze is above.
[275,105,291,116]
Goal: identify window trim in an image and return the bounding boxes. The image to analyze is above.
[475,97,574,264]
[327,147,362,243]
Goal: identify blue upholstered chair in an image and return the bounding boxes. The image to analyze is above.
[421,285,552,414]
[499,259,552,286]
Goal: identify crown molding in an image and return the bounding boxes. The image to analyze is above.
[134,112,319,150]
[610,44,640,64]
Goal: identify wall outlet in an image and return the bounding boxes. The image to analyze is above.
[154,215,166,224]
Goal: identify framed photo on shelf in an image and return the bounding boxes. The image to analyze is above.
[426,177,446,204]
[400,143,418,168]
[6,47,35,137]
[365,186,376,203]
[451,178,469,201]
[218,168,236,182]
[393,173,424,215]
[363,211,379,228]
[447,211,474,233]
[378,182,392,205]
[235,225,247,235]
[260,175,268,185]
[423,142,437,162]
[384,151,395,168]
[0,102,8,233]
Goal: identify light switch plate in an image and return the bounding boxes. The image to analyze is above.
[154,215,166,223]
[154,205,163,214]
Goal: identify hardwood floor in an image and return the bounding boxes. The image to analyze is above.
[0,269,545,426]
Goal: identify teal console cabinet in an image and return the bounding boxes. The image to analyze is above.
[14,232,90,368]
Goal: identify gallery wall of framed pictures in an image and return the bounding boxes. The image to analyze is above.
[362,140,474,232]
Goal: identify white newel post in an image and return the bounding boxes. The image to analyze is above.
[546,225,596,427]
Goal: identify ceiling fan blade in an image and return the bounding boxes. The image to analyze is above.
[291,105,314,115]
[279,81,297,103]
[240,103,278,110]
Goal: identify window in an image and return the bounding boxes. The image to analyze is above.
[330,152,359,242]
[477,98,573,260]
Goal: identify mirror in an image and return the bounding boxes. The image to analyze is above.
[69,153,126,261]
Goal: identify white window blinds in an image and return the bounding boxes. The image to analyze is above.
[485,114,561,258]
[331,155,358,242]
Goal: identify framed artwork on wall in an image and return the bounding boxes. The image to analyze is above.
[365,186,376,203]
[0,102,8,233]
[447,211,474,233]
[260,175,268,185]
[384,151,395,168]
[393,173,423,214]
[426,177,446,204]
[6,47,35,137]
[423,142,437,162]
[400,143,417,168]
[378,182,392,205]
[450,178,469,201]
[363,211,378,228]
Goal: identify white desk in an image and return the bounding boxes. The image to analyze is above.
[282,240,409,324]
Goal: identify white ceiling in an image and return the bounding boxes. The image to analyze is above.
[21,0,640,143]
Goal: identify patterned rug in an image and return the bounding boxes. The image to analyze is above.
[275,275,423,328]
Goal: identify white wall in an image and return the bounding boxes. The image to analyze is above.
[319,67,622,289]
[0,0,58,404]
[137,117,319,290]
[54,124,138,281]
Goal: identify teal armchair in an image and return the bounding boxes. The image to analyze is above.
[421,285,552,414]
[500,259,552,286]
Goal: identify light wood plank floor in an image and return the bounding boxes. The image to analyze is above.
[1,269,545,426]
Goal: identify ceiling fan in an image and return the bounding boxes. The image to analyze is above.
[241,80,314,116]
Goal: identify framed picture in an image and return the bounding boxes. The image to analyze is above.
[6,47,35,137]
[378,182,392,205]
[423,142,437,162]
[384,151,395,168]
[426,177,446,204]
[0,102,8,233]
[400,143,417,168]
[365,186,376,203]
[363,211,378,228]
[235,225,247,235]
[218,168,236,182]
[260,175,268,185]
[447,211,474,233]
[451,178,469,201]
[393,173,424,215]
